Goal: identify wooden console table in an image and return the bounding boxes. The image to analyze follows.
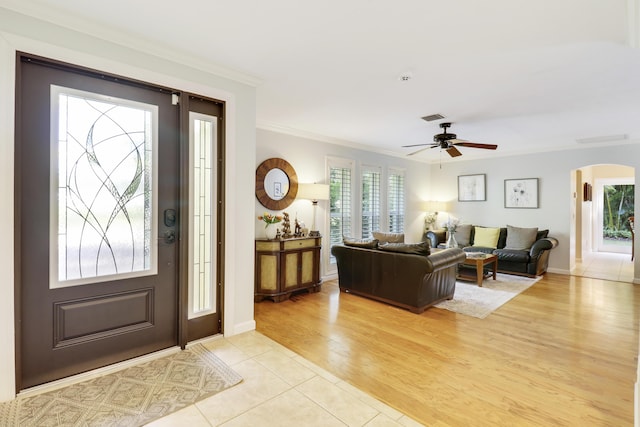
[255,236,322,302]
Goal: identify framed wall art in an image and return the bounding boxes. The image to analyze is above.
[458,174,486,201]
[583,182,592,202]
[504,178,539,208]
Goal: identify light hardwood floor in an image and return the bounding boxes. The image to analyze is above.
[255,272,640,426]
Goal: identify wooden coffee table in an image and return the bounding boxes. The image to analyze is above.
[457,253,498,287]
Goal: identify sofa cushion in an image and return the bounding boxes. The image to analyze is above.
[536,229,549,240]
[494,248,531,263]
[373,231,405,243]
[505,225,539,250]
[343,236,379,249]
[378,241,430,255]
[454,224,473,247]
[472,227,500,248]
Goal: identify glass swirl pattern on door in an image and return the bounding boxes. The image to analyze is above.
[51,86,159,288]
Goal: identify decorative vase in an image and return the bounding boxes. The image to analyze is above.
[265,224,277,240]
[446,232,457,248]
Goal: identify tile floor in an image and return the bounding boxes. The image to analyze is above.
[146,331,423,427]
[572,251,635,283]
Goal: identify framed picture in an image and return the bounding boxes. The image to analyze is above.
[504,178,539,208]
[583,182,592,202]
[458,174,486,201]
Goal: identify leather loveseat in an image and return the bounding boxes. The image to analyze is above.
[331,242,466,313]
[425,225,558,277]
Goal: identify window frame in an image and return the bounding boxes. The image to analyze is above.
[361,165,382,239]
[387,168,406,234]
[326,157,355,274]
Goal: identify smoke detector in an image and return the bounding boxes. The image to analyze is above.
[398,72,413,82]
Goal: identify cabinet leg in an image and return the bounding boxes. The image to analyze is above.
[275,293,290,302]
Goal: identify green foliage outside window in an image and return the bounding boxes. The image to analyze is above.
[603,184,634,240]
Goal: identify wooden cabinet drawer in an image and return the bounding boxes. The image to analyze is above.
[283,239,316,250]
[256,241,280,251]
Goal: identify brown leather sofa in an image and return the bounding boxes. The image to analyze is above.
[331,244,466,313]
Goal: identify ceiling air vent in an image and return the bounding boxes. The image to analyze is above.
[422,114,445,122]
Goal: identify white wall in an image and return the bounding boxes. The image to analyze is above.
[0,9,257,401]
[258,127,640,279]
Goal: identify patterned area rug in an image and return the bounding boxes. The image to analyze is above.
[0,343,242,427]
[435,273,541,318]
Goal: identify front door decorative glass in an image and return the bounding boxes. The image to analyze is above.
[51,86,158,288]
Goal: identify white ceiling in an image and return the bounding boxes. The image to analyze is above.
[3,0,640,162]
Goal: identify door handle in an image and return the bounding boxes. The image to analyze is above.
[164,230,176,244]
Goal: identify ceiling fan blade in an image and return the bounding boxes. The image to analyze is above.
[407,146,432,156]
[452,140,498,150]
[402,143,435,148]
[446,146,462,157]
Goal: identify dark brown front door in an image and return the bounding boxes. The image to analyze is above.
[16,54,180,389]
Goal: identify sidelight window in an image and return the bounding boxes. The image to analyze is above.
[188,113,217,318]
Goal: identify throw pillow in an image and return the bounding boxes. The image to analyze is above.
[453,224,473,247]
[343,236,379,249]
[536,229,549,240]
[472,227,500,248]
[378,241,430,255]
[372,231,405,244]
[505,225,539,250]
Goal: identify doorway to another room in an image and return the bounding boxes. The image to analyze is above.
[572,164,635,283]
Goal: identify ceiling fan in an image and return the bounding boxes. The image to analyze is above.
[403,122,498,157]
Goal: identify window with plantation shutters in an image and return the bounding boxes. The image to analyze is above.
[388,169,405,233]
[361,167,381,239]
[329,162,353,265]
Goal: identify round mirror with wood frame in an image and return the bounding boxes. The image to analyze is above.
[255,158,298,210]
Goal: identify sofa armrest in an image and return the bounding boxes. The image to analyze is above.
[425,230,447,248]
[428,248,466,270]
[530,237,558,258]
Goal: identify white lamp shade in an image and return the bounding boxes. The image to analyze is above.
[424,200,446,212]
[297,183,330,201]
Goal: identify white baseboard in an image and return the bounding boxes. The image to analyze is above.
[546,268,571,275]
[228,320,256,336]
